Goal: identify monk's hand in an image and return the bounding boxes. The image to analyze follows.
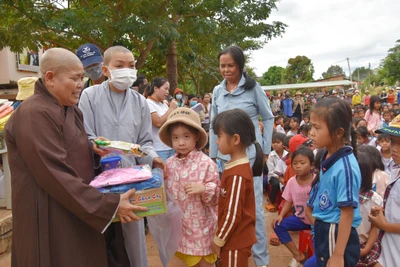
[184,182,206,195]
[93,136,111,157]
[117,189,148,224]
[152,157,164,170]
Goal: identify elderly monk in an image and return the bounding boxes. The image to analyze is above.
[79,45,164,267]
[5,48,147,267]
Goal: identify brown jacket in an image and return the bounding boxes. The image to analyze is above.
[293,97,305,114]
[213,158,256,250]
[5,79,119,267]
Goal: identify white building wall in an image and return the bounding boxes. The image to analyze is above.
[0,48,41,85]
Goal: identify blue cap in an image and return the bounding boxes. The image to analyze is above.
[76,43,103,68]
[375,114,400,137]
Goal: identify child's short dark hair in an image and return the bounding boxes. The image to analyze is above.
[355,118,367,128]
[284,123,291,132]
[300,124,311,136]
[283,117,290,124]
[272,133,286,143]
[290,117,300,124]
[383,111,391,116]
[356,126,369,138]
[274,115,283,123]
[291,146,314,165]
[357,152,373,192]
[283,136,292,148]
[377,133,390,142]
[303,112,310,119]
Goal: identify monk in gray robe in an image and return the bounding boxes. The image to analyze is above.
[79,45,164,267]
[5,48,146,267]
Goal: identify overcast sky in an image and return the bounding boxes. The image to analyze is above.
[250,0,400,80]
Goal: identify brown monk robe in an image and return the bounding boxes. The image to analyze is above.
[5,48,124,267]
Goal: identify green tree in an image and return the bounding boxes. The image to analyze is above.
[363,68,384,88]
[321,65,345,79]
[284,56,314,84]
[379,39,400,85]
[351,67,370,81]
[259,66,285,85]
[0,0,286,94]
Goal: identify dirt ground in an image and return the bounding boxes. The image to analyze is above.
[1,197,300,267]
[147,196,299,267]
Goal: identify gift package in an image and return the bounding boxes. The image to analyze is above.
[91,165,166,218]
[94,140,147,157]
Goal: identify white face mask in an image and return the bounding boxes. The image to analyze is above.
[108,68,137,90]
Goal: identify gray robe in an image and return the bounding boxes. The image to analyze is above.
[79,81,158,267]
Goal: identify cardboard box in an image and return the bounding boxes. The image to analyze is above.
[112,185,167,222]
[131,185,167,217]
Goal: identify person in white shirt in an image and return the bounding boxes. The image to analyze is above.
[146,77,178,162]
[266,133,288,210]
[275,116,285,134]
[369,115,400,267]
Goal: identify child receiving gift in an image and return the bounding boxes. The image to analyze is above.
[159,107,220,267]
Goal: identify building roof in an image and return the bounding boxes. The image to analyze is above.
[261,80,355,91]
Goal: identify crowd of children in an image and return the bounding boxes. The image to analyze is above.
[263,89,400,267]
[156,87,400,267]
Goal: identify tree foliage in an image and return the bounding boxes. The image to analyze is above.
[351,67,370,82]
[0,0,286,94]
[321,65,344,79]
[283,56,314,84]
[259,66,285,85]
[378,39,400,85]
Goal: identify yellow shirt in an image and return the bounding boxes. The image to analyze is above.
[352,94,362,105]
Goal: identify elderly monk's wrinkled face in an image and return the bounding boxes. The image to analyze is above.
[51,63,84,106]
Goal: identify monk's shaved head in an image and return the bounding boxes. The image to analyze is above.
[103,46,133,66]
[40,48,83,80]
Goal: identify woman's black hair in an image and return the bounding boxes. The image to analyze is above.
[149,77,168,96]
[355,126,370,138]
[311,148,327,189]
[291,146,314,165]
[357,145,385,171]
[218,45,256,90]
[212,108,263,176]
[357,152,373,192]
[311,97,357,157]
[142,83,151,98]
[369,95,382,113]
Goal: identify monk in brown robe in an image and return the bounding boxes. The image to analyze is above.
[5,48,147,267]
